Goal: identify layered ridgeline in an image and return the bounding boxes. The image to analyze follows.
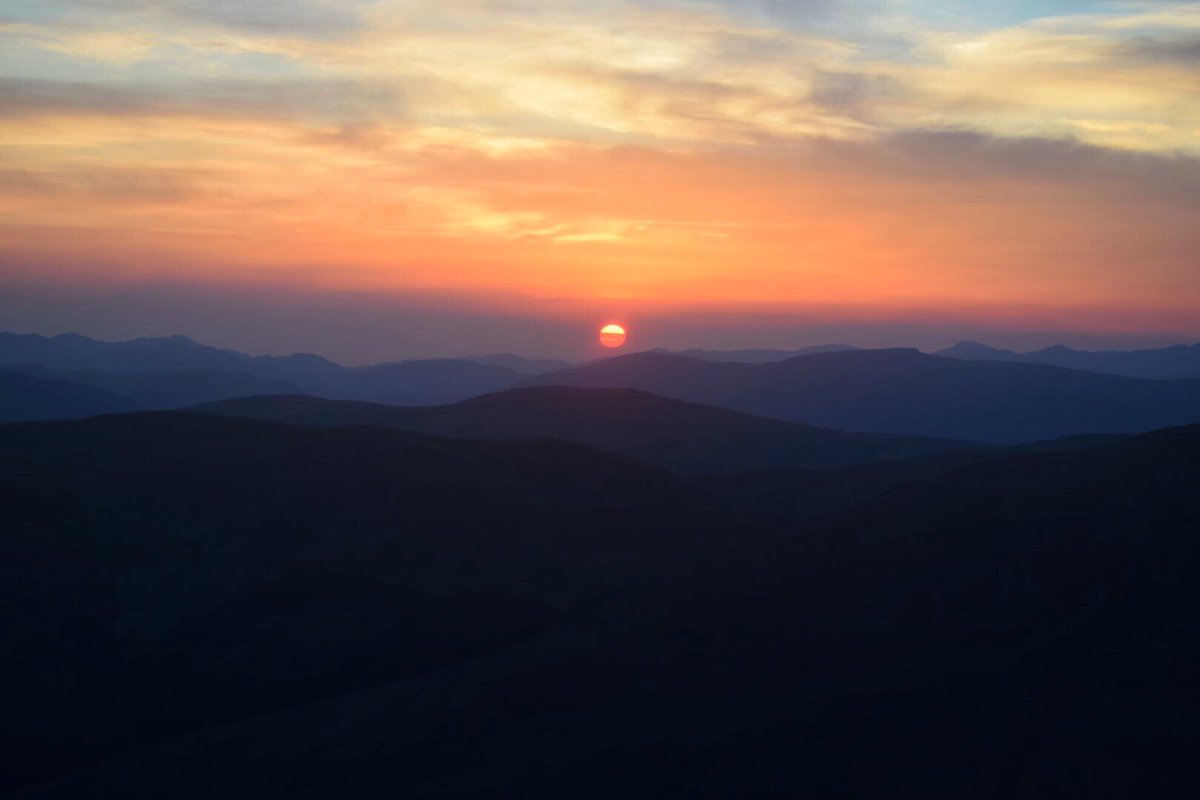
[3,412,1198,797]
[6,332,1200,442]
[521,349,1200,443]
[196,387,987,474]
[0,332,571,415]
[938,340,1200,379]
[0,370,137,423]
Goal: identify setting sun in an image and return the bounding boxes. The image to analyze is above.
[599,323,627,349]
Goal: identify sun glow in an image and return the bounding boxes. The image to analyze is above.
[599,323,627,348]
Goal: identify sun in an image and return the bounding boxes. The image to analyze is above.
[599,323,627,348]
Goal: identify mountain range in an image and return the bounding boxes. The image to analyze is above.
[195,387,987,474]
[937,339,1200,379]
[657,344,859,363]
[522,348,1200,443]
[6,331,1200,439]
[0,332,567,411]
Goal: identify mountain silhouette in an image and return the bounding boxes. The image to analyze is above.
[0,332,528,409]
[194,387,986,474]
[338,359,520,405]
[660,344,858,363]
[0,331,342,380]
[522,348,1200,443]
[8,366,299,409]
[461,354,575,373]
[4,414,1198,798]
[0,411,696,790]
[0,369,138,422]
[938,339,1200,379]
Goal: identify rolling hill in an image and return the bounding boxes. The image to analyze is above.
[339,359,521,405]
[0,331,530,410]
[661,344,858,363]
[0,370,138,423]
[5,414,1198,798]
[0,411,700,790]
[8,366,299,409]
[521,348,1200,443]
[194,387,987,474]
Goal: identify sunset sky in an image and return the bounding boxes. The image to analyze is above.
[2,1,1198,360]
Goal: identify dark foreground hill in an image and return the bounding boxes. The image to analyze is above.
[4,413,1200,797]
[195,387,986,474]
[0,412,701,791]
[523,348,1200,442]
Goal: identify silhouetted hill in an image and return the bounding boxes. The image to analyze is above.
[463,354,574,374]
[938,339,1200,379]
[9,419,1199,798]
[195,387,986,474]
[523,348,1200,443]
[694,431,1123,521]
[9,366,299,409]
[662,344,858,363]
[340,359,520,405]
[0,332,525,406]
[0,332,343,383]
[0,370,138,422]
[0,411,701,790]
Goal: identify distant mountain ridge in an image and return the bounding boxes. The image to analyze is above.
[0,370,138,423]
[195,386,987,474]
[11,366,299,409]
[0,331,344,381]
[937,339,1200,378]
[657,344,858,363]
[7,330,1200,433]
[522,348,1200,443]
[0,332,575,417]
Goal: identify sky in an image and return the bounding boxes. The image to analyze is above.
[1,0,1198,361]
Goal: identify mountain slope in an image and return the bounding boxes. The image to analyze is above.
[0,332,524,405]
[194,387,986,474]
[463,354,574,374]
[522,348,1200,443]
[0,332,344,384]
[0,411,703,790]
[11,421,1199,798]
[664,344,858,363]
[8,366,299,409]
[0,370,138,422]
[340,359,519,405]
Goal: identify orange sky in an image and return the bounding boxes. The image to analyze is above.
[2,1,1199,355]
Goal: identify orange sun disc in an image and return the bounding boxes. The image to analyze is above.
[599,323,627,348]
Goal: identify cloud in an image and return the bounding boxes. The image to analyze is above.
[37,1,368,38]
[0,76,405,123]
[1117,35,1200,63]
[0,166,206,204]
[7,0,1199,153]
